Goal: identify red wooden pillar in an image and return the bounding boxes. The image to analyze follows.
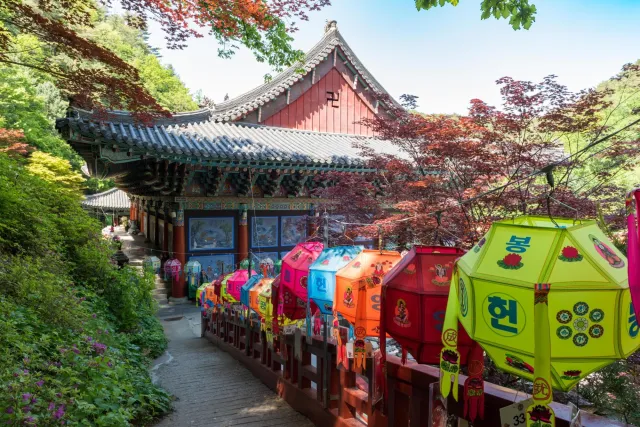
[238,203,248,265]
[129,199,134,220]
[172,204,186,299]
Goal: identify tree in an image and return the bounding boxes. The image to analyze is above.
[26,151,85,194]
[415,0,537,30]
[317,67,640,249]
[0,66,81,166]
[0,0,329,117]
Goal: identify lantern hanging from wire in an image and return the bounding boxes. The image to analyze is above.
[335,250,402,334]
[280,242,325,300]
[227,259,256,301]
[440,216,639,426]
[143,256,161,274]
[335,250,402,368]
[381,245,475,365]
[185,260,202,299]
[213,272,236,304]
[164,258,181,283]
[308,246,362,315]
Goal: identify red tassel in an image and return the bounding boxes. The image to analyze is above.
[401,347,408,365]
[463,342,485,421]
[313,315,322,336]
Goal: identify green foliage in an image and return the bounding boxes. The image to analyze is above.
[415,0,537,30]
[85,15,198,112]
[0,66,81,167]
[26,152,85,193]
[0,152,169,425]
[0,297,171,426]
[580,359,640,425]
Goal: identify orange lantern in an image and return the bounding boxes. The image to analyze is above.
[381,245,474,365]
[334,250,402,336]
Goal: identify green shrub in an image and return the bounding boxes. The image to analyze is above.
[0,153,170,425]
[0,297,170,426]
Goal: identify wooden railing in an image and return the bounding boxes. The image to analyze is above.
[202,311,624,427]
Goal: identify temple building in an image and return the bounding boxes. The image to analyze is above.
[81,187,131,225]
[56,21,397,299]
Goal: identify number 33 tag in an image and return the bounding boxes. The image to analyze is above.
[500,398,534,427]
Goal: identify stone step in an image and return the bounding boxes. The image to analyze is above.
[153,288,168,296]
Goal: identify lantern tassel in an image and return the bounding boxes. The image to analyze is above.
[401,347,408,365]
[526,284,555,427]
[333,314,344,368]
[439,266,461,401]
[379,284,388,411]
[354,280,368,370]
[463,342,485,422]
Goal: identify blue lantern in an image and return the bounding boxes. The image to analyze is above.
[308,246,362,315]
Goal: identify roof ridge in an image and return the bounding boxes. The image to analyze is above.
[213,29,339,111]
[210,23,395,122]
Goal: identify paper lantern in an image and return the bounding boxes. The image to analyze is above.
[143,256,161,274]
[227,268,256,301]
[164,258,181,282]
[280,242,324,300]
[381,245,474,365]
[251,276,274,316]
[334,250,402,336]
[258,284,273,321]
[203,283,218,309]
[308,246,362,315]
[440,216,640,414]
[196,283,209,310]
[241,274,261,309]
[219,273,237,303]
[185,260,202,299]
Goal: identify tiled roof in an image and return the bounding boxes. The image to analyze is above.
[62,112,400,169]
[210,21,395,122]
[82,188,130,209]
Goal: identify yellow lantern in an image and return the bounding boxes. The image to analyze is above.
[440,216,639,420]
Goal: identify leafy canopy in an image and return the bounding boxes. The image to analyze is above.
[415,0,537,30]
[0,0,328,117]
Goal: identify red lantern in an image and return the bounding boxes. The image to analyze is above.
[381,246,474,365]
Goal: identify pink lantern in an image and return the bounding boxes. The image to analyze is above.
[227,268,256,301]
[280,242,324,300]
[164,258,182,283]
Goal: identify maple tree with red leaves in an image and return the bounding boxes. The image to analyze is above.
[0,0,329,119]
[316,68,640,249]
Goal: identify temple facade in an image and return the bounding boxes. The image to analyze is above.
[57,21,397,299]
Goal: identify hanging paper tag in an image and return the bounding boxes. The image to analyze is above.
[457,420,469,427]
[568,403,581,427]
[429,382,448,427]
[346,342,354,359]
[500,398,533,427]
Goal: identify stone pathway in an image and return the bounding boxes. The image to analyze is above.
[151,306,314,427]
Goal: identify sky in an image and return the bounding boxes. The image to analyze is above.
[145,0,640,115]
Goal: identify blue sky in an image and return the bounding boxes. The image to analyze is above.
[146,0,640,114]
